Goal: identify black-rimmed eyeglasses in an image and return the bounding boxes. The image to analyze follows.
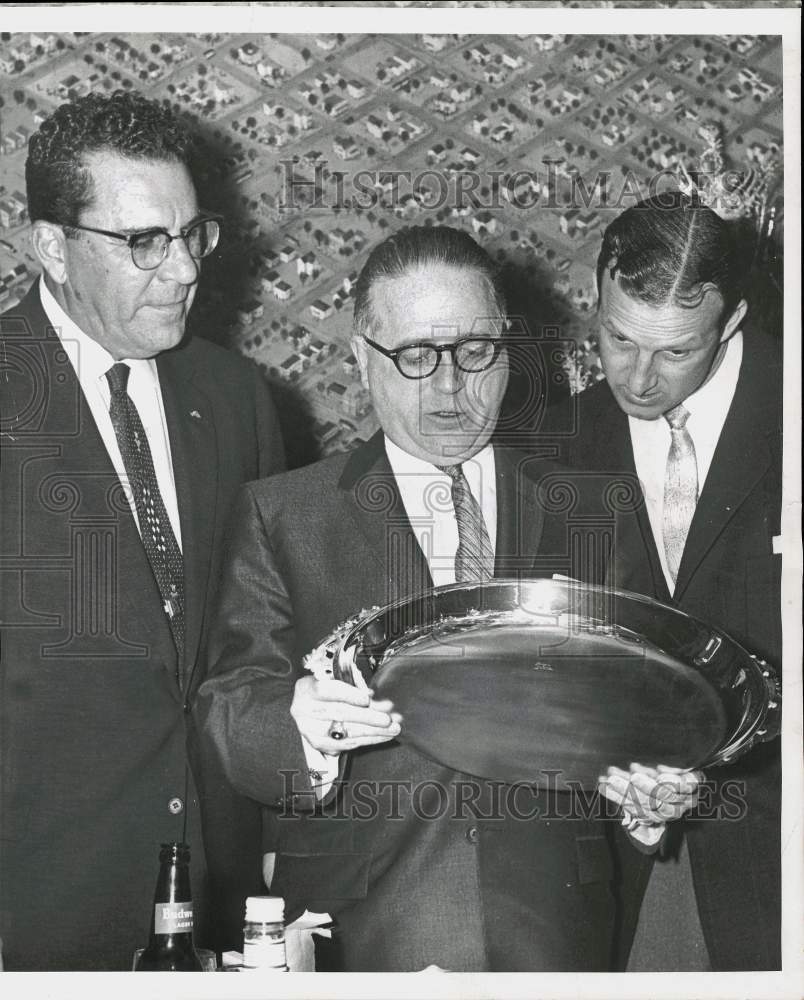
[63,215,222,271]
[363,335,505,380]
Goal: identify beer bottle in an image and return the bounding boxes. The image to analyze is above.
[134,842,202,971]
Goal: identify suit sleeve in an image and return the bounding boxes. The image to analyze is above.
[252,368,286,477]
[194,483,313,809]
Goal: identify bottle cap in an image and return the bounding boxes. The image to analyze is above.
[159,842,190,863]
[245,895,284,923]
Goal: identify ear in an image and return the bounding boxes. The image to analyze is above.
[719,298,748,343]
[31,221,69,285]
[351,334,370,390]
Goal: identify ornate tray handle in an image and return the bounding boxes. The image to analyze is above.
[302,608,378,689]
[752,655,781,744]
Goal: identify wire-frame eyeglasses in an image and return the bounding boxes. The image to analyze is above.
[63,215,222,271]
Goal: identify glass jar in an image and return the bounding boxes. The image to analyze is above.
[242,895,287,971]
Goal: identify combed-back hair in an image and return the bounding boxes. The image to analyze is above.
[26,90,194,225]
[596,193,746,319]
[353,225,506,338]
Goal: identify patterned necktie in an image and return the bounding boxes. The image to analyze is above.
[662,404,698,587]
[439,464,495,583]
[106,363,185,667]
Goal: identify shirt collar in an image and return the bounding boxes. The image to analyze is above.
[38,275,159,390]
[680,330,743,420]
[383,434,495,484]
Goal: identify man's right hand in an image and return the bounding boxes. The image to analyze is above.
[290,675,402,755]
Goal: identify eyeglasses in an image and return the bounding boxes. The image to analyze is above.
[363,335,505,380]
[64,215,222,271]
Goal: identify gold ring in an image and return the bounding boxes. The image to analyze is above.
[328,721,347,740]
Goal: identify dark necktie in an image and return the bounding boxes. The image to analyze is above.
[662,403,698,587]
[106,362,185,667]
[439,464,495,583]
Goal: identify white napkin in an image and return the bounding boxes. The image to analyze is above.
[286,910,332,971]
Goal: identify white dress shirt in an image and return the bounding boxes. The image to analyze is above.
[39,277,182,548]
[385,436,497,586]
[628,331,743,594]
[302,436,499,792]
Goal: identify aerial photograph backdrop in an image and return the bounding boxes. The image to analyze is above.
[0,26,784,467]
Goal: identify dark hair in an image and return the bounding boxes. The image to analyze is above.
[353,225,506,338]
[596,194,746,318]
[25,90,194,225]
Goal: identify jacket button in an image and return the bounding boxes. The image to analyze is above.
[465,825,479,845]
[168,796,184,815]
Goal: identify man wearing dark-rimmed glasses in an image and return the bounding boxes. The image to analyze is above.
[360,331,505,380]
[195,224,673,971]
[0,90,284,969]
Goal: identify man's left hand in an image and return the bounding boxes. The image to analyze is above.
[597,763,704,848]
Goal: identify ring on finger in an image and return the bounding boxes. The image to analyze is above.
[328,720,348,740]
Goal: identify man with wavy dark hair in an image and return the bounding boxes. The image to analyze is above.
[0,91,285,969]
[25,90,194,227]
[555,195,782,971]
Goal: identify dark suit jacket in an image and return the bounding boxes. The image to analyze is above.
[0,282,285,969]
[542,328,782,970]
[196,433,622,972]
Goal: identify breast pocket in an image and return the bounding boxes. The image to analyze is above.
[272,813,372,910]
[272,850,372,909]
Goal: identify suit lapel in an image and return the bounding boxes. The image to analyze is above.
[339,438,546,594]
[27,310,178,674]
[594,389,670,601]
[338,433,433,603]
[494,447,544,577]
[157,346,218,690]
[674,341,777,600]
[593,333,778,605]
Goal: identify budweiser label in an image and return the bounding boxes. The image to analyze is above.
[154,901,193,934]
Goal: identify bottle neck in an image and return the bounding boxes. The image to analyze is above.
[135,844,201,970]
[148,851,194,943]
[153,861,192,907]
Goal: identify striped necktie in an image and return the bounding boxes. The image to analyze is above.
[439,464,495,583]
[106,363,185,669]
[662,403,698,587]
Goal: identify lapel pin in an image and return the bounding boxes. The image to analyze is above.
[189,410,202,420]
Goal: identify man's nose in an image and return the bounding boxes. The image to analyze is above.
[158,235,199,285]
[431,349,462,393]
[628,351,658,396]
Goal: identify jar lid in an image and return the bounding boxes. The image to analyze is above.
[245,895,284,923]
